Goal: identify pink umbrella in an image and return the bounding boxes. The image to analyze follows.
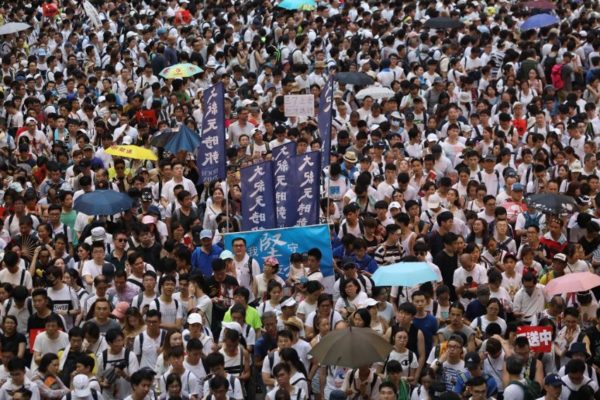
[544,272,600,296]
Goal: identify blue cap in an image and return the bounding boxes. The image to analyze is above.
[512,183,524,191]
[38,49,47,57]
[544,373,564,387]
[157,27,167,36]
[200,229,213,239]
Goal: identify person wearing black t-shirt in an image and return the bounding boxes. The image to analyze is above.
[205,259,239,338]
[0,316,26,359]
[433,232,460,302]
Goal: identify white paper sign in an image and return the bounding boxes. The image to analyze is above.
[284,95,315,117]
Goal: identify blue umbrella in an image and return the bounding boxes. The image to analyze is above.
[278,0,316,10]
[371,262,439,287]
[164,125,202,153]
[74,190,133,215]
[520,13,559,30]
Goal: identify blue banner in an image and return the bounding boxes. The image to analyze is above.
[197,82,226,183]
[290,151,321,227]
[318,77,334,167]
[273,142,297,228]
[224,224,334,280]
[240,161,276,231]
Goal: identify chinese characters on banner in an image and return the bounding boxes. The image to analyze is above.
[516,326,553,352]
[272,142,297,228]
[223,225,334,280]
[318,77,334,167]
[289,151,321,227]
[240,161,276,231]
[197,82,226,183]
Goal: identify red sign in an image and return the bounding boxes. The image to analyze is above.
[517,326,553,353]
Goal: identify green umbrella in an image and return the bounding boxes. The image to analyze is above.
[159,63,203,79]
[309,327,392,368]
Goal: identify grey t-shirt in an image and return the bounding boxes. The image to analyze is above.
[437,325,475,342]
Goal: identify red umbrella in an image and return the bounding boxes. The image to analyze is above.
[42,3,59,17]
[524,0,555,9]
[174,9,192,25]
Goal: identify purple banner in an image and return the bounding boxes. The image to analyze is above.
[197,82,226,183]
[241,161,276,231]
[290,151,321,226]
[318,77,334,167]
[273,142,298,228]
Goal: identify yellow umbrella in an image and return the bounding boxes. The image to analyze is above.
[106,145,158,161]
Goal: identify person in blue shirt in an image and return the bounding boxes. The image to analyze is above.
[353,239,378,276]
[453,352,498,398]
[411,290,438,357]
[191,228,223,277]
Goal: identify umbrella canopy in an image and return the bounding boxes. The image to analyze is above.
[150,129,177,148]
[309,327,393,368]
[106,145,158,161]
[372,262,439,287]
[355,86,395,100]
[83,0,101,27]
[526,193,576,214]
[524,0,555,9]
[164,125,202,153]
[74,190,133,215]
[278,0,316,10]
[160,63,203,79]
[545,272,600,296]
[521,13,559,30]
[0,22,31,35]
[334,72,374,86]
[424,17,464,29]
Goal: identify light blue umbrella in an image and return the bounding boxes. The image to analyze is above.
[372,262,438,287]
[164,124,202,153]
[520,13,559,31]
[278,0,316,10]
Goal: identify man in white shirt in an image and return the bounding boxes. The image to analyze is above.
[513,273,546,323]
[160,160,198,206]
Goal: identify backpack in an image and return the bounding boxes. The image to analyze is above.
[102,348,131,370]
[5,297,33,315]
[153,298,179,314]
[509,379,542,400]
[523,212,542,229]
[551,64,565,90]
[67,389,99,400]
[136,330,167,362]
[348,369,379,395]
[477,170,501,195]
[288,48,303,68]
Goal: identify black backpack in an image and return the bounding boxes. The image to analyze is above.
[66,389,99,400]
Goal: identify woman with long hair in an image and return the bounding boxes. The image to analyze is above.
[123,307,145,350]
[155,329,184,377]
[466,218,489,248]
[258,280,284,317]
[32,353,70,399]
[279,347,309,395]
[203,186,226,232]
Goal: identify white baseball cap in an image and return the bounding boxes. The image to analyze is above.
[73,374,91,397]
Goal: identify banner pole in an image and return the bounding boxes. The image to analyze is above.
[225,180,230,234]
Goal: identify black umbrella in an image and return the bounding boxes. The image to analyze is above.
[424,17,464,29]
[526,193,577,215]
[334,72,374,86]
[150,129,177,148]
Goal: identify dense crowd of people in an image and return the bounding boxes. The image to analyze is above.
[1,0,600,400]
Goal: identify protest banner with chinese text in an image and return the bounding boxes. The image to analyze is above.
[273,142,297,228]
[197,82,226,183]
[223,224,334,281]
[516,326,553,352]
[318,77,334,167]
[289,151,321,227]
[284,94,315,117]
[240,161,276,231]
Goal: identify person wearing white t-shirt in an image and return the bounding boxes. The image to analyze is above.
[149,276,183,330]
[160,161,198,207]
[31,316,70,372]
[453,254,489,308]
[0,251,32,291]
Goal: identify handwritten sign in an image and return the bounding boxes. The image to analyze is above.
[516,326,553,353]
[284,94,315,117]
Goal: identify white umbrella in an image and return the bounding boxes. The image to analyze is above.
[83,0,101,28]
[0,22,31,36]
[355,86,396,100]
